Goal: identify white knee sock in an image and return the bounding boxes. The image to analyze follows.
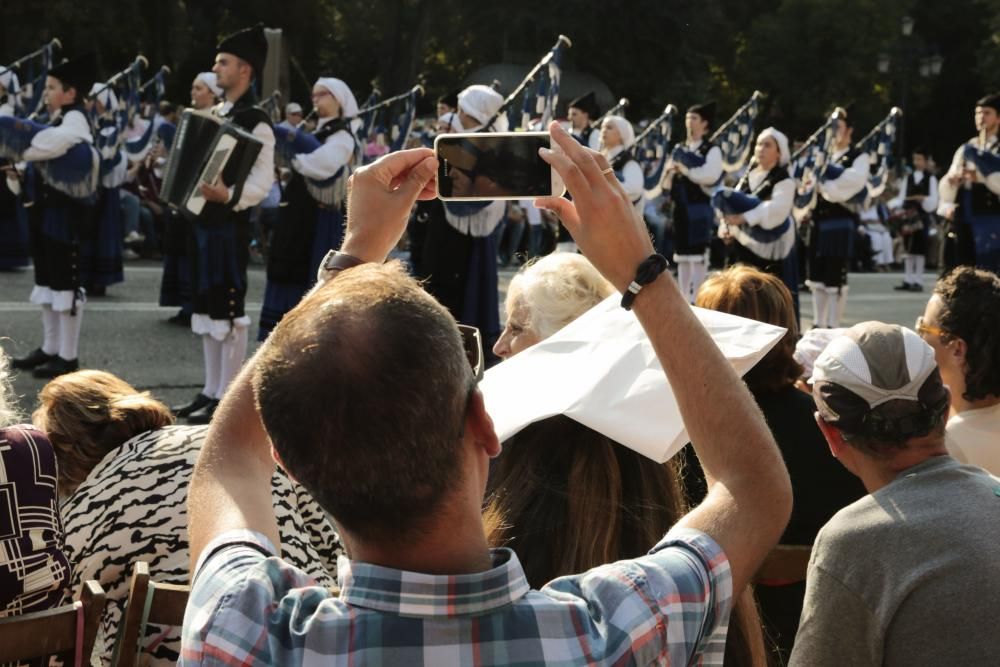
[202,335,222,399]
[216,326,249,400]
[689,259,708,303]
[903,256,915,284]
[675,258,693,304]
[812,284,830,328]
[57,304,83,361]
[830,286,849,328]
[41,305,60,356]
[914,255,926,286]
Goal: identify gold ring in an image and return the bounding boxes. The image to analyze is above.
[600,167,614,175]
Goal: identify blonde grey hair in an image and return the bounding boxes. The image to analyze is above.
[507,253,615,340]
[0,346,22,428]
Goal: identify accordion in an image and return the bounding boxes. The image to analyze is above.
[160,109,262,218]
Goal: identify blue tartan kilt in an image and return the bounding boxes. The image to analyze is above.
[79,186,124,287]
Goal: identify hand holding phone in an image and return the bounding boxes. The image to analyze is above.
[435,132,566,201]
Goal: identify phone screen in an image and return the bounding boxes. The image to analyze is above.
[435,132,557,200]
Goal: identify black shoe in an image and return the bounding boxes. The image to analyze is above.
[165,310,192,327]
[910,284,924,292]
[32,356,79,379]
[186,399,220,425]
[894,283,913,291]
[171,392,213,418]
[11,347,55,370]
[87,284,107,297]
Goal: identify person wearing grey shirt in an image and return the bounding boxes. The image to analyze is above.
[791,322,1000,666]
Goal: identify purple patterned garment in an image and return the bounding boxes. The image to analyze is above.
[0,425,71,617]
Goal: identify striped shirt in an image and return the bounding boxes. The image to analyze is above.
[180,527,732,666]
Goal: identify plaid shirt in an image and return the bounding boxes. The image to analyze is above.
[180,527,732,666]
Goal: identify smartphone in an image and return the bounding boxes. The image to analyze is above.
[434,131,566,201]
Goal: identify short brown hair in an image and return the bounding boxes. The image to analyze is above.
[253,262,474,543]
[696,265,803,392]
[934,266,1000,402]
[33,370,174,496]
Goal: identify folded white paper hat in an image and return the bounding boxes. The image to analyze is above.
[480,296,786,463]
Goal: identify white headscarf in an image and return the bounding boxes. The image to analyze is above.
[437,112,463,134]
[758,127,790,167]
[457,84,508,131]
[0,69,19,95]
[315,77,359,118]
[195,72,223,98]
[89,82,118,113]
[603,115,635,149]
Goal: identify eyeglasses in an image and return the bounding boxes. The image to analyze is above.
[458,324,484,381]
[915,316,948,340]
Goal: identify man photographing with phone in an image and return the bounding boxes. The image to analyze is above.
[181,122,792,666]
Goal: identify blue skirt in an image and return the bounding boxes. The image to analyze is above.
[462,234,501,358]
[80,186,124,287]
[258,207,344,341]
[968,213,1000,274]
[814,216,855,259]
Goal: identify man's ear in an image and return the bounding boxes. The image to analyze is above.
[465,389,501,458]
[815,413,847,459]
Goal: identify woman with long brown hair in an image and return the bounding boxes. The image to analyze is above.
[488,253,769,666]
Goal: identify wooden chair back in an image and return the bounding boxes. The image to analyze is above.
[113,561,191,667]
[0,580,106,666]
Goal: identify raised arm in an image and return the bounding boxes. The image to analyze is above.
[187,147,439,572]
[535,122,792,593]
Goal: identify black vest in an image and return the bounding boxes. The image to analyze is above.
[199,90,273,225]
[967,137,1000,215]
[738,165,790,201]
[813,147,862,220]
[673,140,716,206]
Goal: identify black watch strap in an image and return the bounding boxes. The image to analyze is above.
[317,250,365,282]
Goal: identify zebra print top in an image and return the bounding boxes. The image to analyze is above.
[60,425,344,666]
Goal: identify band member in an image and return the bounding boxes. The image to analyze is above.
[715,127,800,319]
[82,82,126,296]
[568,91,601,150]
[414,84,507,362]
[10,53,98,378]
[668,101,723,303]
[808,106,870,328]
[1,69,30,271]
[938,93,1000,274]
[888,147,938,291]
[158,72,221,326]
[283,102,303,127]
[170,25,275,424]
[600,115,644,217]
[258,77,358,340]
[436,89,458,118]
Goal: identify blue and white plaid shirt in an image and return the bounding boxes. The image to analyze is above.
[180,527,733,666]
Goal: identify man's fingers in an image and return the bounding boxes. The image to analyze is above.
[395,156,439,203]
[549,121,607,190]
[533,197,580,231]
[539,146,590,201]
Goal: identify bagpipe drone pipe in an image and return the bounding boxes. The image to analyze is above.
[481,35,572,133]
[1,39,61,119]
[0,115,99,200]
[607,103,678,200]
[789,111,842,214]
[124,65,172,160]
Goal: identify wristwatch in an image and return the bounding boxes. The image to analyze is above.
[316,250,365,283]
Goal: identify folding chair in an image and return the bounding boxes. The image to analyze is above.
[754,545,812,583]
[0,580,106,666]
[113,561,190,667]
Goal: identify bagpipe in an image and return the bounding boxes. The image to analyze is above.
[591,98,629,129]
[125,65,172,159]
[0,38,61,119]
[607,104,679,199]
[261,90,283,124]
[665,91,764,188]
[709,90,765,174]
[789,110,843,215]
[0,115,99,200]
[847,106,902,204]
[272,84,423,205]
[482,34,572,133]
[88,56,149,185]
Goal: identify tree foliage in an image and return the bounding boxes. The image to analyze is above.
[3,0,998,162]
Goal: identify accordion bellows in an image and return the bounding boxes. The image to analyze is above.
[160,109,263,218]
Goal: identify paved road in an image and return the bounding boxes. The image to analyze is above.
[0,260,936,416]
